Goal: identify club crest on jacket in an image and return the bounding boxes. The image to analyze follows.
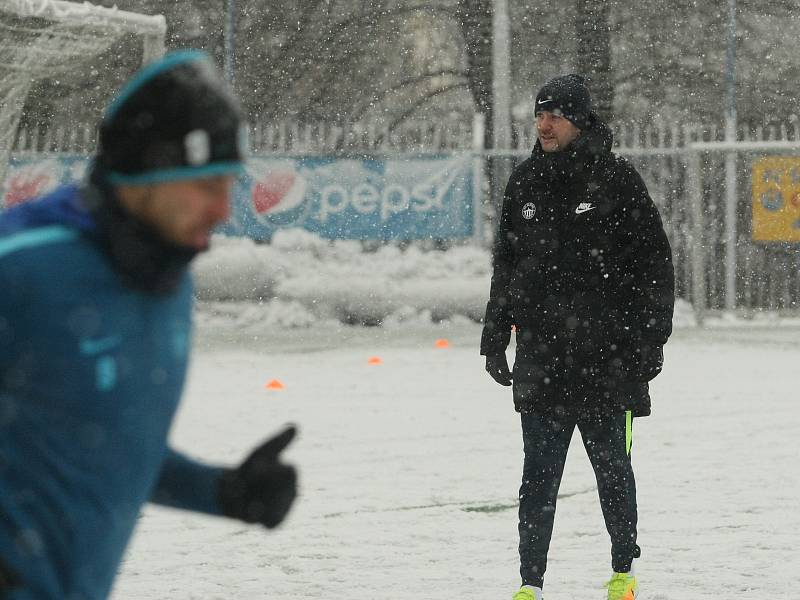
[522,202,536,219]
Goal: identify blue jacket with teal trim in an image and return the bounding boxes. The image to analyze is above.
[0,185,225,599]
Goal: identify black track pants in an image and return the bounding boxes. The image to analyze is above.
[518,409,640,588]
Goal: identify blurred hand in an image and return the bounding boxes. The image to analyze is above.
[485,354,512,386]
[218,426,298,528]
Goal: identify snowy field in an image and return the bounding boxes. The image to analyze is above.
[111,308,800,600]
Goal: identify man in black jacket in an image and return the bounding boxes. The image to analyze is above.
[481,74,674,600]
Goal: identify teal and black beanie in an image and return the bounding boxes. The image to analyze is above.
[98,50,245,185]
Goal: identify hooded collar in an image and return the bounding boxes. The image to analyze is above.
[80,166,197,294]
[530,113,614,183]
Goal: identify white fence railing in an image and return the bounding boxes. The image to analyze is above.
[12,114,800,154]
[7,116,800,314]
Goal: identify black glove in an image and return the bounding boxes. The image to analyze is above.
[636,342,664,381]
[0,557,21,592]
[218,425,298,528]
[485,354,512,386]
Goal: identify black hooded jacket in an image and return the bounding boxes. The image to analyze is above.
[481,115,674,415]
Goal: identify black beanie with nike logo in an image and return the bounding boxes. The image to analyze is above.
[534,74,593,130]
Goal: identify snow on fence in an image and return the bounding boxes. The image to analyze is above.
[7,116,800,314]
[13,115,800,155]
[10,118,477,156]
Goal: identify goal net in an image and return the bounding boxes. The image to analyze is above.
[0,0,166,187]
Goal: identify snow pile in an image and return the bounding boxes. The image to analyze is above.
[192,230,491,326]
[192,229,698,330]
[195,299,319,330]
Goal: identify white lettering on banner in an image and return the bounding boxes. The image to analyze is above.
[318,182,446,223]
[351,183,380,214]
[410,183,444,212]
[318,185,349,221]
[314,158,469,223]
[381,185,409,221]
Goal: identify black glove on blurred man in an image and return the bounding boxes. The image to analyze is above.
[218,426,298,528]
[485,354,512,386]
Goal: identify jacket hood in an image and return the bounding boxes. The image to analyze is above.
[532,112,613,160]
[0,173,195,294]
[0,184,96,236]
[529,112,614,181]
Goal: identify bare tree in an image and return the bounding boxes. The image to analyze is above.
[575,0,613,122]
[15,0,800,137]
[454,0,493,142]
[236,0,472,126]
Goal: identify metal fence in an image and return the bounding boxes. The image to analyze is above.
[9,118,478,156]
[8,115,800,314]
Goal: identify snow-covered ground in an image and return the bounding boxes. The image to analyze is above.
[110,267,800,599]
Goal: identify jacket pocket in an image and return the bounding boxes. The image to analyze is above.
[507,259,546,322]
[512,359,564,412]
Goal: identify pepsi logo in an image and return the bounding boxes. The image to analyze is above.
[251,168,307,215]
[3,166,58,208]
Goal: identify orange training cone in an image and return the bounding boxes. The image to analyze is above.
[368,356,383,365]
[265,379,285,390]
[435,338,450,349]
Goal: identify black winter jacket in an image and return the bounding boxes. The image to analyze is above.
[481,115,674,416]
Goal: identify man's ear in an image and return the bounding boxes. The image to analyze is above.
[114,183,155,219]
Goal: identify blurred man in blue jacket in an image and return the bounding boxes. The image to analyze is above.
[0,50,297,599]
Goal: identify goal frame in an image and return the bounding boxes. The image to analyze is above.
[0,0,167,188]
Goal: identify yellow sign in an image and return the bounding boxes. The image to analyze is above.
[752,157,800,242]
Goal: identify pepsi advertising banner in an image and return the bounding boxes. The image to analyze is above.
[2,156,88,209]
[225,155,475,240]
[3,155,476,241]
